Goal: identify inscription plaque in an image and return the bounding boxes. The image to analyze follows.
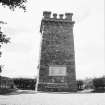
[49,66,66,76]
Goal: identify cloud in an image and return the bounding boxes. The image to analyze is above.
[0,0,104,78]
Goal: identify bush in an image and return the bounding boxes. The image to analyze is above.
[93,77,105,92]
[13,78,36,90]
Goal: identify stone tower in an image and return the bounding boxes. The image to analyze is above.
[37,11,77,92]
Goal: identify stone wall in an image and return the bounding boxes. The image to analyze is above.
[38,11,77,92]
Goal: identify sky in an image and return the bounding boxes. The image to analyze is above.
[0,0,104,79]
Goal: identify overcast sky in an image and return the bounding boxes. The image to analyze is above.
[0,0,104,79]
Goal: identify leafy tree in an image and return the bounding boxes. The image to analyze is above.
[0,0,28,57]
[0,0,27,11]
[93,77,105,89]
[93,77,105,92]
[0,0,27,80]
[0,26,10,75]
[0,25,10,89]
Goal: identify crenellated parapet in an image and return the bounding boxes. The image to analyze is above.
[40,11,75,33]
[43,11,73,21]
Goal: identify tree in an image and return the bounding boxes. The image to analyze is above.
[93,77,105,92]
[0,24,10,89]
[0,24,10,75]
[0,0,27,11]
[0,0,28,70]
[93,77,105,88]
[0,0,27,88]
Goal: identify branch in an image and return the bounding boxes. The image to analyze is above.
[0,0,27,11]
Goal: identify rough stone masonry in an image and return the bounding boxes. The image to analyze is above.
[37,11,77,92]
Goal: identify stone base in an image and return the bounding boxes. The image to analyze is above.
[37,82,77,92]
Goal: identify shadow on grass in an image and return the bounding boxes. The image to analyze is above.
[0,88,17,95]
[0,89,105,96]
[92,89,105,93]
[0,89,36,96]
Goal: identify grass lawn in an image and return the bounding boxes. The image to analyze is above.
[0,90,105,105]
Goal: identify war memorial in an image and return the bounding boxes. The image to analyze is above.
[37,11,77,92]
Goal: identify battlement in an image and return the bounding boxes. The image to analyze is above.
[43,11,73,21]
